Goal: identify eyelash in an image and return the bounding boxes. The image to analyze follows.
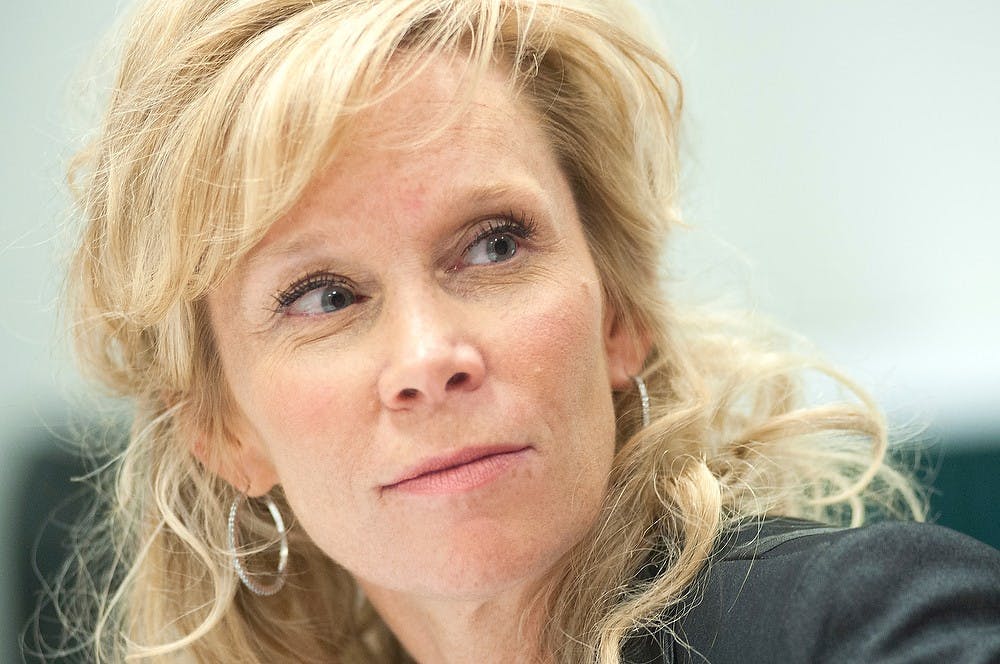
[271,210,538,314]
[462,211,538,256]
[272,273,354,311]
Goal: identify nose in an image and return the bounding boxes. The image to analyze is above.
[377,292,486,411]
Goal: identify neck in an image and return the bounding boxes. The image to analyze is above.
[361,581,550,664]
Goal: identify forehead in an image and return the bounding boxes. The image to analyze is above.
[246,56,562,255]
[351,56,526,150]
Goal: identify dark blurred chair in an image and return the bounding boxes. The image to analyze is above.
[924,435,1000,551]
[11,441,95,664]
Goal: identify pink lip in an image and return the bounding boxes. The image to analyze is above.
[382,445,533,496]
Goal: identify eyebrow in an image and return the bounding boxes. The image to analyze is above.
[244,230,332,275]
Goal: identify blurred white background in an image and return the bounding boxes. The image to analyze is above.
[2,0,998,659]
[640,0,1000,435]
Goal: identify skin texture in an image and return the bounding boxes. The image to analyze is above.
[204,58,644,663]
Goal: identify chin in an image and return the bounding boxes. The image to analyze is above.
[375,504,600,602]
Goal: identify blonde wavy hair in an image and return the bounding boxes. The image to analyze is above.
[58,0,923,661]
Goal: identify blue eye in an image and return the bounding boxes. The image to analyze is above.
[466,232,519,265]
[275,276,358,316]
[463,216,536,266]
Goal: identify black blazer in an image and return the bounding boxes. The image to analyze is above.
[622,518,1000,663]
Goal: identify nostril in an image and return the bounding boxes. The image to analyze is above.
[446,372,469,389]
[400,388,419,400]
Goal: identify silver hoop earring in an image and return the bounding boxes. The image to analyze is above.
[227,494,289,596]
[633,375,651,428]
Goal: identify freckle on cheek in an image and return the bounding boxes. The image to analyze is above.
[402,190,426,214]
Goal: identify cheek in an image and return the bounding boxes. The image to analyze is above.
[514,278,610,406]
[239,359,378,548]
[508,277,617,470]
[486,277,617,566]
[259,363,369,433]
[228,345,377,489]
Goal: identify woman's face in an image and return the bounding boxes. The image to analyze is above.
[206,57,641,602]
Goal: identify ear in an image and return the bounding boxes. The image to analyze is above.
[188,414,279,498]
[603,302,652,390]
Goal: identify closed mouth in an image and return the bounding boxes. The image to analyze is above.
[382,445,533,494]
